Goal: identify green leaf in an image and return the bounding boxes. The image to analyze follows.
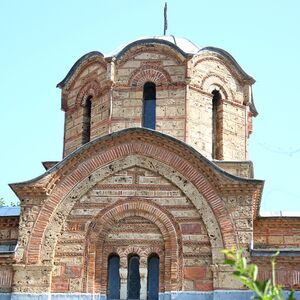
[224,259,235,266]
[233,270,242,276]
[242,257,247,270]
[287,290,296,300]
[249,264,258,281]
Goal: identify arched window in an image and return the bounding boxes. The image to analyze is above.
[212,90,222,159]
[147,254,159,300]
[143,82,156,129]
[107,254,120,299]
[82,96,92,144]
[127,254,141,300]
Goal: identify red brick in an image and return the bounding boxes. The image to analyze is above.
[195,280,213,291]
[184,267,206,281]
[181,223,202,234]
[52,278,69,292]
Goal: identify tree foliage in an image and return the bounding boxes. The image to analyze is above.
[223,248,295,300]
[0,196,20,207]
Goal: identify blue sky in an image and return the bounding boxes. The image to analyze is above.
[0,0,299,213]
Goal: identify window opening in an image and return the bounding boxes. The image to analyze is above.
[82,96,92,144]
[143,82,156,129]
[127,254,141,299]
[107,254,120,299]
[212,90,222,159]
[147,254,159,300]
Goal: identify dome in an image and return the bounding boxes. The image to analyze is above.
[106,35,201,58]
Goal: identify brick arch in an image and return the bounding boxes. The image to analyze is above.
[75,80,101,108]
[26,137,237,266]
[129,65,172,87]
[201,73,232,101]
[85,199,181,292]
[37,156,231,268]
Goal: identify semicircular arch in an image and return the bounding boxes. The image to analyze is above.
[75,80,101,107]
[35,157,233,268]
[201,73,233,101]
[128,65,172,87]
[85,198,181,292]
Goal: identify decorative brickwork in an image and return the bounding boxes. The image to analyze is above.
[76,80,101,108]
[129,65,172,87]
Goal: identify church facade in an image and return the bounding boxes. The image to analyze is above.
[0,36,300,299]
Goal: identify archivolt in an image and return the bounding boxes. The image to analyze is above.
[85,199,182,292]
[76,80,101,107]
[37,155,230,269]
[128,65,172,87]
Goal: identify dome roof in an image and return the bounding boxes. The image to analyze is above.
[106,35,201,58]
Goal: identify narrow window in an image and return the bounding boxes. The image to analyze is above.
[127,254,141,300]
[212,90,222,159]
[107,254,120,300]
[82,96,92,144]
[147,254,159,300]
[143,82,156,129]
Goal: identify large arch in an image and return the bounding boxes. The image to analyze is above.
[22,130,238,266]
[31,156,233,266]
[84,199,182,293]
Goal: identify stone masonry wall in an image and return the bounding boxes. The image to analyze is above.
[252,256,300,290]
[112,49,186,141]
[63,61,107,156]
[252,218,300,289]
[223,194,253,248]
[222,102,247,160]
[188,54,250,160]
[0,216,19,292]
[60,45,254,161]
[186,88,212,158]
[254,218,300,249]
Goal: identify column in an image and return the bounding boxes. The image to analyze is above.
[120,256,128,299]
[140,256,148,300]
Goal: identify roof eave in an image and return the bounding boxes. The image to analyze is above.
[199,46,256,84]
[56,51,104,89]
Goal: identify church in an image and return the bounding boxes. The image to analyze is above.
[0,35,300,299]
